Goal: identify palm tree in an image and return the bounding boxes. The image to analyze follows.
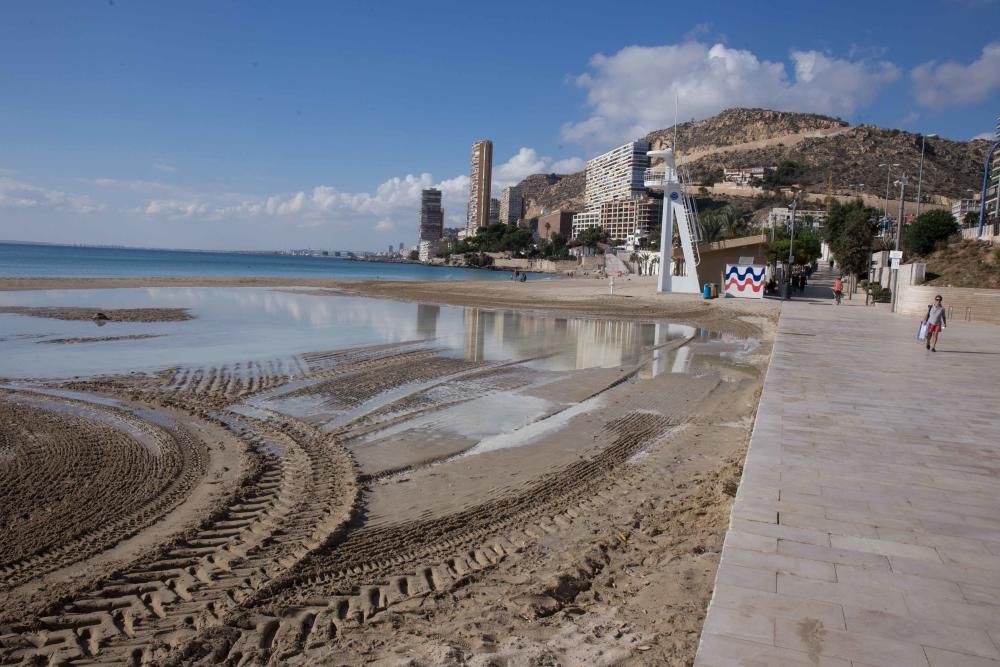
[629,251,641,275]
[699,211,725,242]
[544,221,552,240]
[718,205,751,239]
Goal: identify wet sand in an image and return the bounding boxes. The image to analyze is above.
[0,281,777,666]
[0,306,192,322]
[0,275,777,336]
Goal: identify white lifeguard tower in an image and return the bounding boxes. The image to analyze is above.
[644,149,701,294]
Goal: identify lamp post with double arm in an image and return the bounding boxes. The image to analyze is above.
[915,133,937,219]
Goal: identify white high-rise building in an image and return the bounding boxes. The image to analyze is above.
[985,116,1000,225]
[572,140,652,239]
[584,140,651,209]
[499,186,523,225]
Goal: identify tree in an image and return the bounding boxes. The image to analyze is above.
[699,213,725,242]
[905,209,960,256]
[824,198,879,277]
[407,249,419,261]
[963,210,979,228]
[836,209,877,277]
[763,160,803,189]
[575,225,608,248]
[767,230,821,266]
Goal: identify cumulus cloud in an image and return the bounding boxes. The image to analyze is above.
[562,41,900,147]
[911,42,1000,107]
[493,147,587,189]
[140,172,475,235]
[0,176,104,213]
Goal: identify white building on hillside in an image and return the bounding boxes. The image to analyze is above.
[724,167,772,185]
[767,207,827,230]
[952,198,980,224]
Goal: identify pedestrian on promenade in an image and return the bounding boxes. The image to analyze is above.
[924,295,947,352]
[833,276,843,305]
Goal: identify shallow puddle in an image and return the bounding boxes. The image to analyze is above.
[0,287,702,379]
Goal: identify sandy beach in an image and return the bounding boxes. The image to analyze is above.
[0,277,778,666]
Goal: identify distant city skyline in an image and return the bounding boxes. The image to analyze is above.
[1,1,998,251]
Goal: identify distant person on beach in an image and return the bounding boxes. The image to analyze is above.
[924,295,947,352]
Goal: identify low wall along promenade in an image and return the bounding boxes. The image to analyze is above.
[895,262,1000,325]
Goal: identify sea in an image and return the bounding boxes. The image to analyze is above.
[0,243,515,281]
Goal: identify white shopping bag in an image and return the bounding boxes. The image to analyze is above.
[917,321,928,341]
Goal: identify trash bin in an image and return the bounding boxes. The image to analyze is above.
[703,283,712,299]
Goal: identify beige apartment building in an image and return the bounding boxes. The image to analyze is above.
[467,139,493,233]
[499,186,523,225]
[571,140,655,240]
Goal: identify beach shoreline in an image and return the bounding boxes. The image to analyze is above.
[0,274,780,336]
[0,279,777,665]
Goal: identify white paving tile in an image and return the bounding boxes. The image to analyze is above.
[697,293,1000,666]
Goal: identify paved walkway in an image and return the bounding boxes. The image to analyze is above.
[695,286,1000,666]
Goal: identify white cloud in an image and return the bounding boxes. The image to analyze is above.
[562,41,900,147]
[493,147,586,190]
[140,172,474,237]
[551,157,585,173]
[972,132,994,140]
[0,176,104,213]
[911,42,1000,107]
[152,162,177,173]
[900,111,920,125]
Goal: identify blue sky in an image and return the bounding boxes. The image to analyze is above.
[1,0,998,250]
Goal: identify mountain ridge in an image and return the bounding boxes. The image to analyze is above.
[517,108,991,220]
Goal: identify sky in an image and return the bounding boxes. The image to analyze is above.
[1,0,999,251]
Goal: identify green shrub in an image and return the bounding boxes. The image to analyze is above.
[905,210,959,256]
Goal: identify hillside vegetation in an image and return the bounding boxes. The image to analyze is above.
[517,108,991,220]
[920,239,1000,290]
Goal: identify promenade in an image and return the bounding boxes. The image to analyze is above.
[696,279,1000,666]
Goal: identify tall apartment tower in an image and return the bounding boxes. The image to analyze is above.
[584,140,651,208]
[572,140,653,240]
[467,139,493,233]
[986,116,1000,224]
[499,186,523,225]
[489,197,500,226]
[418,188,444,242]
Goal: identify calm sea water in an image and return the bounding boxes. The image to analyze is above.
[0,243,513,281]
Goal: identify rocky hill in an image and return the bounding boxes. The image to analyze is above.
[647,108,848,154]
[516,108,991,220]
[518,171,585,219]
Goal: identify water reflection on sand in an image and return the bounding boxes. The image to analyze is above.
[0,287,755,379]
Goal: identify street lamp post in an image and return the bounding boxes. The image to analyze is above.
[891,174,910,314]
[880,162,900,222]
[895,175,909,252]
[784,196,798,300]
[915,134,938,219]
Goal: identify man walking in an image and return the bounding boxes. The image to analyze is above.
[924,295,947,352]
